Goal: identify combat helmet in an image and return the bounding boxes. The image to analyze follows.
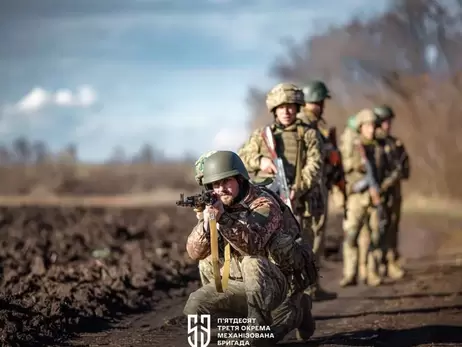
[373,105,395,121]
[347,115,356,130]
[194,150,218,186]
[355,109,376,132]
[266,83,305,112]
[302,80,331,103]
[202,150,250,185]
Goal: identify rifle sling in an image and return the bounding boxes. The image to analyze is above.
[294,125,305,191]
[209,215,230,292]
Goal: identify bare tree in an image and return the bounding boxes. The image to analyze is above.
[245,0,462,198]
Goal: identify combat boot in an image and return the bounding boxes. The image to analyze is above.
[295,293,315,341]
[366,251,382,287]
[340,243,358,287]
[311,284,338,301]
[386,251,405,279]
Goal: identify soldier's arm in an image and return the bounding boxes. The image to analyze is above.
[341,140,361,173]
[185,219,211,260]
[397,139,410,180]
[300,128,323,190]
[237,129,264,172]
[217,196,282,255]
[379,137,409,191]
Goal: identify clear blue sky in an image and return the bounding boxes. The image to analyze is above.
[0,0,388,162]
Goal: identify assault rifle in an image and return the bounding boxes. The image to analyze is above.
[261,126,293,211]
[327,127,347,217]
[356,144,387,237]
[175,190,230,293]
[175,190,215,210]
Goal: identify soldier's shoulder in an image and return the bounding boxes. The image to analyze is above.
[249,125,268,137]
[248,186,281,215]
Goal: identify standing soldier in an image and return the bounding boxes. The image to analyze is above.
[340,109,393,287]
[339,114,370,283]
[374,105,410,279]
[301,81,345,278]
[238,82,337,301]
[339,115,358,156]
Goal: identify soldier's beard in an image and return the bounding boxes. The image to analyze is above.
[220,195,234,206]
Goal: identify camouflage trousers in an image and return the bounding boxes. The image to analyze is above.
[311,184,329,266]
[358,194,403,281]
[384,195,402,261]
[190,255,314,344]
[341,193,385,286]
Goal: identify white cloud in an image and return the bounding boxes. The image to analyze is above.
[14,85,98,112]
[16,87,51,112]
[77,85,98,106]
[54,89,73,105]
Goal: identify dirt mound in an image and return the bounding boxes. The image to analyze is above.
[0,206,199,347]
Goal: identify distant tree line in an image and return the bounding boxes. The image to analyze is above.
[0,137,196,166]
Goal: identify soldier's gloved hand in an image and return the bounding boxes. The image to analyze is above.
[203,209,210,233]
[193,208,204,220]
[204,200,224,222]
[260,157,277,174]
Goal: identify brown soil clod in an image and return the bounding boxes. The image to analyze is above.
[0,206,199,347]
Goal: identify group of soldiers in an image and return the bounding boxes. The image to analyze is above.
[182,81,410,346]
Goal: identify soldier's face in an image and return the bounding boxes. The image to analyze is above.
[275,103,298,126]
[361,122,375,139]
[305,102,324,118]
[381,120,391,133]
[211,177,239,206]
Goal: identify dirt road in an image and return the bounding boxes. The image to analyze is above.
[0,205,461,347]
[70,212,462,347]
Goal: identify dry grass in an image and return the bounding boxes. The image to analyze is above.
[329,190,462,218]
[0,161,197,196]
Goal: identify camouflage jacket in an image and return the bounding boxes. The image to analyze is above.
[186,184,318,291]
[237,119,324,195]
[297,112,341,191]
[375,130,410,195]
[339,127,358,157]
[341,137,394,197]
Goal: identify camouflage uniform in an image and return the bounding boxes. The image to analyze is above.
[374,105,410,279]
[339,115,358,156]
[300,81,340,301]
[301,81,331,265]
[339,115,369,283]
[340,109,393,287]
[237,83,330,300]
[184,151,318,346]
[238,84,324,249]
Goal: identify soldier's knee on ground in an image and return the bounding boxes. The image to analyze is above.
[183,285,215,315]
